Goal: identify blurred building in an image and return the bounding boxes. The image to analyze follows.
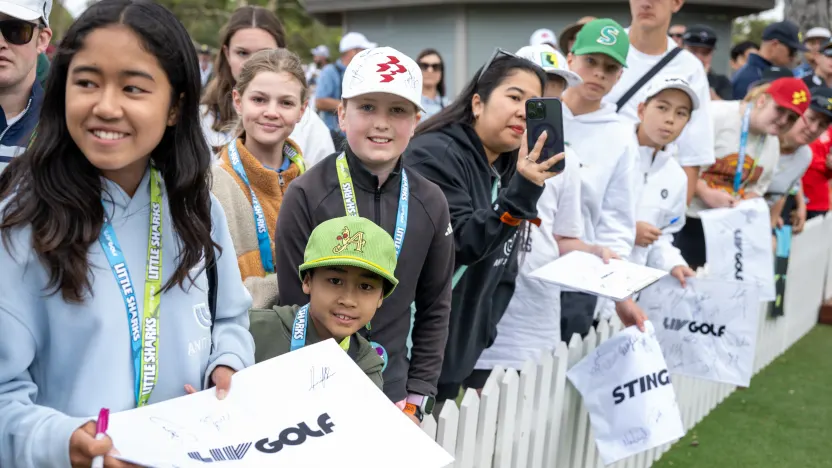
[305,0,774,95]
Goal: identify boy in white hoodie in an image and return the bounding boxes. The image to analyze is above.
[561,18,646,334]
[632,77,697,287]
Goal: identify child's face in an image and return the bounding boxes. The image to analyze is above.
[66,25,176,183]
[302,266,385,341]
[567,53,623,102]
[225,28,278,82]
[753,95,800,135]
[338,93,420,170]
[544,75,567,99]
[233,71,305,149]
[785,108,831,146]
[637,89,692,148]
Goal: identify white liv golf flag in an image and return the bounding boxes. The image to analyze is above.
[699,198,775,301]
[638,276,761,386]
[567,322,685,465]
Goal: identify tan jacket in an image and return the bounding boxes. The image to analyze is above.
[211,137,303,308]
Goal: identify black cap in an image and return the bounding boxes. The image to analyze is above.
[748,66,797,90]
[683,25,717,49]
[809,86,832,117]
[762,21,808,51]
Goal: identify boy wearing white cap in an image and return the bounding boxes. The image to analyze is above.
[530,28,558,50]
[276,47,453,425]
[315,32,377,141]
[632,76,697,287]
[0,0,52,174]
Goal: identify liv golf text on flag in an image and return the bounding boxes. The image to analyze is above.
[638,276,761,387]
[566,322,685,465]
[699,198,775,301]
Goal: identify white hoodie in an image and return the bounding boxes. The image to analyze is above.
[631,143,688,272]
[474,148,583,371]
[564,102,639,321]
[564,102,639,259]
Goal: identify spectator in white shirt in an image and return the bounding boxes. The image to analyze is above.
[605,0,714,205]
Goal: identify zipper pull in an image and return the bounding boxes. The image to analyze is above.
[278,173,284,187]
[643,172,648,184]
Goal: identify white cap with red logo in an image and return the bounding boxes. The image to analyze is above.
[341,46,425,112]
[530,28,558,48]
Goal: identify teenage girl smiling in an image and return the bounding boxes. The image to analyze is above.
[0,1,255,466]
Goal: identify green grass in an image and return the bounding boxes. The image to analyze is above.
[654,325,832,468]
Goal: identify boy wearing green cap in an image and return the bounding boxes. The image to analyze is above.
[559,18,647,338]
[249,216,399,389]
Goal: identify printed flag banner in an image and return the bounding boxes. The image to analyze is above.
[699,198,775,301]
[638,276,761,386]
[106,340,453,468]
[567,322,685,465]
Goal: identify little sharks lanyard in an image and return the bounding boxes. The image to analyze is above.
[98,168,164,407]
[733,105,762,195]
[228,140,306,273]
[334,153,409,370]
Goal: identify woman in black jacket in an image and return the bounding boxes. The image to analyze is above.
[405,50,565,402]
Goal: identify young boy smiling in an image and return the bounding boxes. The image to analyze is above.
[275,47,453,424]
[250,216,398,389]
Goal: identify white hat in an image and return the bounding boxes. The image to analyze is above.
[530,28,558,47]
[342,47,424,112]
[310,45,330,58]
[805,27,831,41]
[644,76,700,110]
[0,0,52,26]
[339,32,377,53]
[516,44,582,89]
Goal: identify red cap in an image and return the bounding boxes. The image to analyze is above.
[766,77,810,115]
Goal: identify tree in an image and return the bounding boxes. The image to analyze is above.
[732,17,774,45]
[785,0,830,31]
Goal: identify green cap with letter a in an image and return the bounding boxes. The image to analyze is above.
[570,18,629,67]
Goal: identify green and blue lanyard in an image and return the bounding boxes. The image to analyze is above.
[227,140,306,273]
[288,153,409,370]
[98,168,164,407]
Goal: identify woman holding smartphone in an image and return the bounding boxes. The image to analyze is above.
[406,50,562,403]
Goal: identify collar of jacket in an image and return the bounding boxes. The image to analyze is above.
[0,79,43,134]
[458,122,516,180]
[344,146,404,192]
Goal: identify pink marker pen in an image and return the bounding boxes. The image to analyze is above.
[91,408,109,468]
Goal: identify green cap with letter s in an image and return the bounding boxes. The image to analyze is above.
[570,18,629,67]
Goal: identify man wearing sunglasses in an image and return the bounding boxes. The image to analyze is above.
[731,21,805,101]
[0,0,51,174]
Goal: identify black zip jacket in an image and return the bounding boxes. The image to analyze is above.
[406,123,544,385]
[275,148,454,402]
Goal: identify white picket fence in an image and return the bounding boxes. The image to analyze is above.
[421,213,832,468]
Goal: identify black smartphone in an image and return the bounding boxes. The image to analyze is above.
[526,97,565,172]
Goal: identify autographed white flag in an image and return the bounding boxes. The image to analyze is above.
[638,276,761,386]
[699,198,775,301]
[566,322,685,465]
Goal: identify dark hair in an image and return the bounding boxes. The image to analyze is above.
[415,55,545,136]
[416,48,445,97]
[201,6,287,133]
[0,0,217,303]
[731,41,759,61]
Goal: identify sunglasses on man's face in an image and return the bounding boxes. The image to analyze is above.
[0,19,37,46]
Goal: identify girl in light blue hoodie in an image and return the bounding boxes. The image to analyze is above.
[0,1,255,467]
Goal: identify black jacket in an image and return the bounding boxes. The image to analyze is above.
[406,123,544,385]
[275,149,454,402]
